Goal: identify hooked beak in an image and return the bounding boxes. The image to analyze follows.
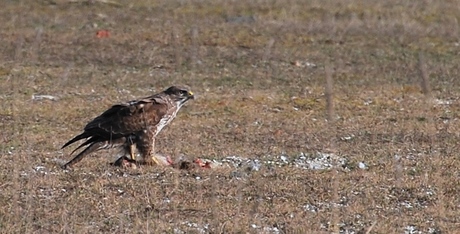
[188,91,194,100]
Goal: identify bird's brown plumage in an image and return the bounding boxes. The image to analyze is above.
[61,86,194,169]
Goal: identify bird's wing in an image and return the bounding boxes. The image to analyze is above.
[84,95,170,137]
[62,95,169,150]
[61,95,171,169]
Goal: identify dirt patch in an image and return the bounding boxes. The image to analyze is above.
[0,0,459,233]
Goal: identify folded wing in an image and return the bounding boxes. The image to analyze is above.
[61,95,169,168]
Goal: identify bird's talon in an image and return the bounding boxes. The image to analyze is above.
[112,156,138,169]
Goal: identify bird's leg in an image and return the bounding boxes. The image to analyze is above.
[126,135,137,161]
[129,144,136,161]
[143,143,161,165]
[111,144,137,168]
[137,130,160,166]
[150,153,161,165]
[148,138,162,165]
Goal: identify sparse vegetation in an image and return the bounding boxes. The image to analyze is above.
[1,0,459,233]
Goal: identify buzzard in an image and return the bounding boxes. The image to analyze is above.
[61,86,194,169]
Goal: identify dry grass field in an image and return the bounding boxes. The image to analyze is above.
[1,0,459,233]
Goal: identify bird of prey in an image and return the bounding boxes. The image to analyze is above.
[61,85,194,169]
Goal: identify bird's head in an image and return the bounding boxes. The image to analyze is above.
[164,86,194,106]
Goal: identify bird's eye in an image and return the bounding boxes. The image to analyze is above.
[180,90,188,95]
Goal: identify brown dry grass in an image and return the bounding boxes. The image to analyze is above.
[1,0,459,233]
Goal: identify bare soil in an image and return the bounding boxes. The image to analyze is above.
[1,0,459,233]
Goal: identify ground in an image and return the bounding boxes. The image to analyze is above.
[0,0,459,233]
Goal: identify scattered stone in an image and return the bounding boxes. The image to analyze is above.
[291,60,317,68]
[32,94,59,101]
[225,15,256,24]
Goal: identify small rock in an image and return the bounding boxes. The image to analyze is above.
[32,94,59,101]
[358,162,367,170]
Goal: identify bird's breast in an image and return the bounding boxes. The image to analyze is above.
[154,107,181,136]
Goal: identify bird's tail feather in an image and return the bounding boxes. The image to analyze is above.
[69,137,100,156]
[61,141,106,169]
[61,137,128,169]
[61,132,91,149]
